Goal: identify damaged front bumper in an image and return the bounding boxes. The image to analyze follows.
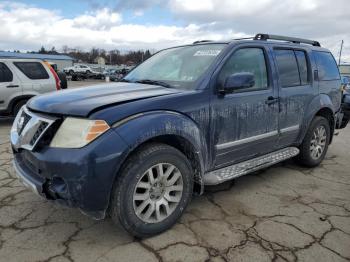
[11,129,129,220]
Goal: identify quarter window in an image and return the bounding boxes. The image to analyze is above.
[218,48,269,91]
[295,51,309,85]
[0,63,13,82]
[314,51,340,81]
[14,62,49,80]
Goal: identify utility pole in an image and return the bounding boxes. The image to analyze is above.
[338,40,344,65]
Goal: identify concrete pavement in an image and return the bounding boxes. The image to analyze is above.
[0,118,349,262]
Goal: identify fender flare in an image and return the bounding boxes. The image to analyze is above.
[298,94,335,143]
[112,110,208,192]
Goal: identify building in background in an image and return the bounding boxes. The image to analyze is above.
[0,51,74,71]
[94,56,106,65]
[339,64,350,78]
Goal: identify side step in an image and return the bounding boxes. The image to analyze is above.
[203,147,300,185]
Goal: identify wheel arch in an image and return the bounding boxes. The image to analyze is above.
[299,94,337,145]
[314,107,335,143]
[113,111,208,195]
[8,95,35,114]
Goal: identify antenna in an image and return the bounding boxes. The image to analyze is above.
[339,40,344,65]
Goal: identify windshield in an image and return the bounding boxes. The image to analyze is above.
[124,44,226,89]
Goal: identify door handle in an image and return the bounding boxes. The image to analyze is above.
[6,84,19,88]
[265,96,279,105]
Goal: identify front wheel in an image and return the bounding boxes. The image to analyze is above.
[297,116,331,167]
[110,143,193,238]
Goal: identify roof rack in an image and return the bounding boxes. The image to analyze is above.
[193,40,212,44]
[254,33,321,47]
[232,37,254,41]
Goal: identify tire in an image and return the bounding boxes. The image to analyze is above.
[69,70,74,75]
[57,72,67,89]
[110,143,193,238]
[13,100,27,117]
[86,70,91,74]
[298,116,331,167]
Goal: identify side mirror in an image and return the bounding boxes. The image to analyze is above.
[220,72,255,94]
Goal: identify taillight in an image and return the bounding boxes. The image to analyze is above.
[44,62,61,90]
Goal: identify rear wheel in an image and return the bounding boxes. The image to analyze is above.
[13,100,27,117]
[57,72,67,89]
[298,116,330,167]
[110,143,193,238]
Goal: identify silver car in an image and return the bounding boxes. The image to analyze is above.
[0,59,60,116]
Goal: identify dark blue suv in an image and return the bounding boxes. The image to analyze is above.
[10,34,348,237]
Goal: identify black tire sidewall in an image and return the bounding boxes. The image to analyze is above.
[13,100,27,117]
[299,116,330,167]
[112,144,193,238]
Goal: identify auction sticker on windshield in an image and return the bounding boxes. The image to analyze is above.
[193,50,221,56]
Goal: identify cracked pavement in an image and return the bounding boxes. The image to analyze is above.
[0,118,349,262]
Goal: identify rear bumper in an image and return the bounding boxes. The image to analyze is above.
[11,129,129,219]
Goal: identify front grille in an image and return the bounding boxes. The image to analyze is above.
[30,122,49,146]
[12,106,57,151]
[18,110,31,135]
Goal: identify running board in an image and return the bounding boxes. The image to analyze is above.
[204,147,300,185]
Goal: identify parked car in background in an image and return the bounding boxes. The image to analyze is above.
[63,64,92,75]
[103,69,120,81]
[90,71,105,80]
[341,76,350,127]
[10,34,349,238]
[103,68,116,76]
[341,75,350,90]
[0,59,60,116]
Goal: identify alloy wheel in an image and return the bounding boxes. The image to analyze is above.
[310,125,327,160]
[133,163,183,223]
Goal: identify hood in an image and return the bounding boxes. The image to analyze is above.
[27,82,182,117]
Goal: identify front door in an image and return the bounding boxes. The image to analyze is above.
[211,46,279,168]
[0,62,21,112]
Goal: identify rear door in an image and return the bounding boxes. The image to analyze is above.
[211,45,279,168]
[272,47,317,147]
[0,61,21,112]
[13,61,55,94]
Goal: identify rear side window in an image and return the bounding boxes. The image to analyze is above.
[314,51,340,81]
[14,62,49,80]
[0,63,13,82]
[274,49,301,87]
[274,49,310,87]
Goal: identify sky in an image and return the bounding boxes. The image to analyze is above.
[0,0,349,62]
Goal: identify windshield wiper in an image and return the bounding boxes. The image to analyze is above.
[119,78,131,82]
[135,79,173,89]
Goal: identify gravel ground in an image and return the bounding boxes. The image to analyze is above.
[0,117,349,262]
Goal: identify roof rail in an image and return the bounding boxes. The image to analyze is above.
[254,33,321,47]
[232,37,254,41]
[193,40,212,44]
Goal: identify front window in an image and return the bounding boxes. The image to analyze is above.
[124,44,226,89]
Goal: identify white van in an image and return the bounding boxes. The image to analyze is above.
[0,59,60,116]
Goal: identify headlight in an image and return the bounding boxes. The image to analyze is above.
[50,118,110,148]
